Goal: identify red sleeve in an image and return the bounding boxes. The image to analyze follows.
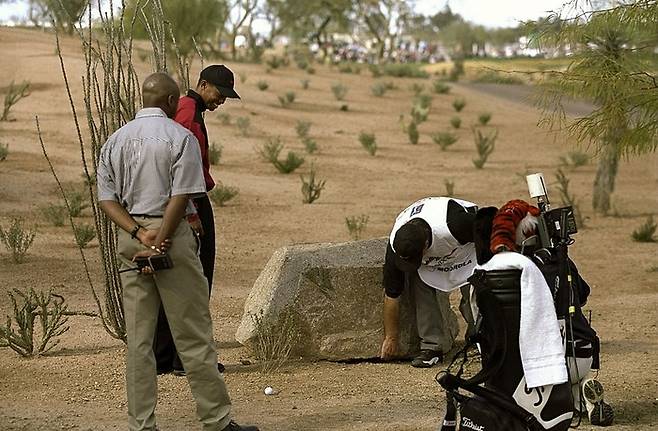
[174,97,196,131]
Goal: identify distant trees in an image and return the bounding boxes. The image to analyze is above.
[25,0,87,34]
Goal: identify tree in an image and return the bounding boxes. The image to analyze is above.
[355,0,412,61]
[226,0,259,60]
[532,1,658,214]
[26,0,87,34]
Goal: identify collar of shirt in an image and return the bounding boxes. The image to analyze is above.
[187,89,207,112]
[135,107,168,119]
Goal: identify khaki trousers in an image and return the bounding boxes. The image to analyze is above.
[118,217,231,431]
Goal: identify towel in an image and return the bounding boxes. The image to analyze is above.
[477,251,567,388]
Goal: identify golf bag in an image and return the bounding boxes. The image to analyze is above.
[436,203,601,431]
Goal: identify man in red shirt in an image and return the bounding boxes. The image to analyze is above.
[154,65,240,375]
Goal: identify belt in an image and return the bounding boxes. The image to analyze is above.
[130,214,163,218]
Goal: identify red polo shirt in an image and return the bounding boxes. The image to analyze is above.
[174,90,215,191]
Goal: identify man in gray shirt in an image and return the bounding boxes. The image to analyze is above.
[97,72,258,431]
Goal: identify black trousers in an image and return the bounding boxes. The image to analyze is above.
[154,195,215,373]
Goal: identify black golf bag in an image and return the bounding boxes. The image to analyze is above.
[437,207,600,431]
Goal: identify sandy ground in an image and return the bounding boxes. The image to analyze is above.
[0,27,657,431]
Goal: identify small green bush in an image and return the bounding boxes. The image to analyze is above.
[0,217,36,263]
[265,56,284,70]
[295,120,311,139]
[472,71,523,85]
[432,132,458,151]
[278,91,296,108]
[478,112,492,126]
[302,137,318,154]
[371,82,387,97]
[408,121,419,145]
[411,103,429,124]
[2,80,30,121]
[450,116,462,129]
[209,184,240,207]
[67,191,89,217]
[300,79,310,90]
[257,137,305,174]
[218,112,231,125]
[433,81,451,94]
[257,80,269,91]
[377,63,429,78]
[40,204,67,227]
[338,63,361,74]
[0,143,8,161]
[300,164,326,204]
[208,142,223,165]
[306,66,316,75]
[410,83,425,95]
[331,82,348,101]
[345,214,369,240]
[414,93,432,110]
[631,215,656,242]
[359,132,377,156]
[452,98,466,112]
[472,128,497,169]
[559,150,589,168]
[74,223,96,248]
[236,116,251,136]
[339,104,349,112]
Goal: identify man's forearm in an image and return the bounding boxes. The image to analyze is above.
[155,195,190,245]
[99,200,140,234]
[383,295,400,339]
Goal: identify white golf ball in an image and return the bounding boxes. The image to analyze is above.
[264,386,274,395]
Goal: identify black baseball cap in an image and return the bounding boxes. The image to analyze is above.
[200,65,241,99]
[392,220,428,272]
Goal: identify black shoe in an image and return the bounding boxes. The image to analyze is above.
[582,379,614,426]
[411,349,443,368]
[221,420,259,431]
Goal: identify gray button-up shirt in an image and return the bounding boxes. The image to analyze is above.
[97,108,205,216]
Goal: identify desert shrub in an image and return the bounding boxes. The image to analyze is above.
[0,143,8,161]
[555,169,586,228]
[265,56,284,70]
[410,83,425,95]
[74,223,96,248]
[472,71,523,85]
[472,128,497,169]
[306,66,316,75]
[478,112,492,126]
[371,82,387,97]
[295,120,311,139]
[209,184,239,207]
[411,103,429,124]
[0,217,36,264]
[208,142,223,165]
[257,137,305,174]
[338,63,361,74]
[377,63,429,78]
[444,179,455,197]
[450,116,462,129]
[358,132,377,156]
[433,81,451,94]
[257,80,269,91]
[250,307,300,373]
[300,164,326,204]
[0,288,70,357]
[452,98,466,112]
[559,150,589,168]
[331,82,348,101]
[407,121,419,145]
[384,81,397,90]
[369,64,382,77]
[67,190,89,217]
[432,132,459,151]
[300,79,310,89]
[2,80,30,121]
[414,93,433,110]
[345,214,369,240]
[278,91,296,108]
[236,116,251,136]
[631,215,656,242]
[339,104,349,111]
[40,204,67,227]
[218,112,231,125]
[302,137,318,154]
[238,72,247,83]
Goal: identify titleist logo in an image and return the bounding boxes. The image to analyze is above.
[461,417,485,431]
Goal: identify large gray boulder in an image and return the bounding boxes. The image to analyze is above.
[234,238,459,361]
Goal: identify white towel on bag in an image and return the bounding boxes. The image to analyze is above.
[476,251,567,388]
